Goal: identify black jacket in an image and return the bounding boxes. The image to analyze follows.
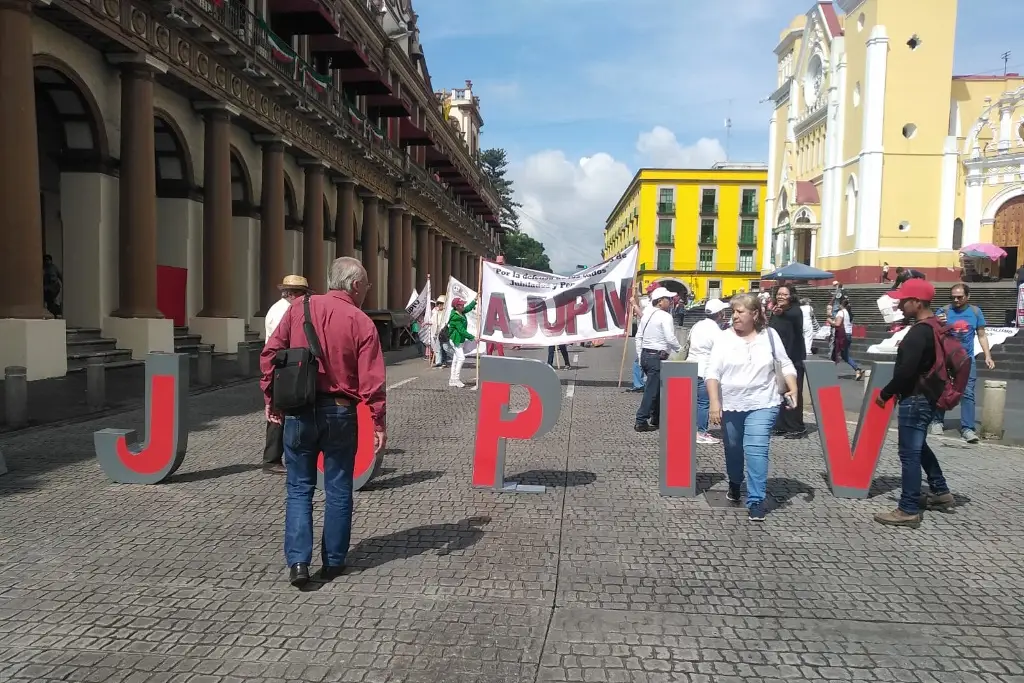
[769,305,806,364]
[879,320,937,402]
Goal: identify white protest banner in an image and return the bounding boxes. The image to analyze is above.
[877,294,903,323]
[442,276,479,355]
[867,325,1020,356]
[479,244,639,346]
[406,278,431,323]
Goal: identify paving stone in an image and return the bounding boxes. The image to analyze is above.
[0,344,1022,682]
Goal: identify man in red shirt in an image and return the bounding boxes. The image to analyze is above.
[260,256,387,588]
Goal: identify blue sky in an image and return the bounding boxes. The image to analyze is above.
[414,0,1024,271]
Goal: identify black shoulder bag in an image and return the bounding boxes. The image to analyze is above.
[270,295,325,414]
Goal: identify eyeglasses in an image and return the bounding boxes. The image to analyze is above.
[951,294,966,300]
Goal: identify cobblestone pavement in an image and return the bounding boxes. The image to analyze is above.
[1,343,1023,682]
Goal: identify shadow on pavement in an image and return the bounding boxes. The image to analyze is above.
[505,469,597,488]
[345,516,492,571]
[170,463,262,483]
[360,469,444,491]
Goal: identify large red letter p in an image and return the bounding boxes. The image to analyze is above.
[473,356,562,489]
[94,352,190,484]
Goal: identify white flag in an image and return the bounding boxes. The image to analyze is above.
[443,275,479,355]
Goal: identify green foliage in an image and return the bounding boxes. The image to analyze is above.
[479,148,521,233]
[502,230,552,273]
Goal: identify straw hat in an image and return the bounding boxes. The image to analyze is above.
[435,294,446,304]
[278,274,310,291]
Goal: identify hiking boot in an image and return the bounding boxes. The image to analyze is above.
[918,491,956,511]
[873,508,922,529]
[961,429,980,444]
[928,423,944,437]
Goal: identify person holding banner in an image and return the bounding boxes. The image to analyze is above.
[547,344,571,368]
[447,297,477,388]
[634,287,680,432]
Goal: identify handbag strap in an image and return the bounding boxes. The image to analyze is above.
[766,327,778,360]
[302,295,324,360]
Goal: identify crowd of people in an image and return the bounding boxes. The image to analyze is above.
[251,255,995,586]
[631,275,993,527]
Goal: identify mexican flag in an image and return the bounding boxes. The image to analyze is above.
[305,68,330,92]
[263,25,295,64]
[370,124,385,141]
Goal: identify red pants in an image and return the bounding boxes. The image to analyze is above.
[485,342,505,356]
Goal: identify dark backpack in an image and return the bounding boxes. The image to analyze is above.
[270,295,324,414]
[916,317,971,411]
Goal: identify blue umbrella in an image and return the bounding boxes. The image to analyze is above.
[761,262,835,281]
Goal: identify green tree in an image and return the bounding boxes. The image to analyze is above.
[479,148,521,233]
[502,230,552,273]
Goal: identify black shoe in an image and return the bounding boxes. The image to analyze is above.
[289,563,310,587]
[263,463,286,474]
[649,422,660,429]
[320,565,346,581]
[784,430,807,440]
[748,502,767,522]
[772,428,787,437]
[634,423,655,432]
[727,483,741,502]
[626,387,644,393]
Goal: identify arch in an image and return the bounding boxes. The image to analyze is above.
[952,218,964,250]
[963,85,1024,155]
[32,55,110,164]
[654,278,691,297]
[283,175,300,230]
[795,207,816,224]
[322,195,333,240]
[845,174,858,236]
[153,110,195,198]
[982,183,1024,221]
[229,147,253,216]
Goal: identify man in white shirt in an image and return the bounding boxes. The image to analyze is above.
[627,290,653,392]
[262,274,310,474]
[686,298,730,443]
[634,287,680,432]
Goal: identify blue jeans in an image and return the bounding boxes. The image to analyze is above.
[283,401,358,568]
[932,359,976,433]
[696,377,710,432]
[635,350,663,425]
[547,344,570,366]
[897,395,950,514]
[632,357,644,390]
[840,345,860,372]
[721,406,780,507]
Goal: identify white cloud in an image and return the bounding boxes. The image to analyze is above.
[510,128,726,273]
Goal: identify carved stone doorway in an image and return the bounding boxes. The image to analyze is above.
[993,195,1024,277]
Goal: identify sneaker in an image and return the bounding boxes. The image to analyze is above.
[634,422,655,433]
[727,482,741,502]
[918,491,956,511]
[928,423,944,436]
[448,380,465,388]
[961,429,980,444]
[696,432,721,444]
[873,508,922,528]
[748,501,767,522]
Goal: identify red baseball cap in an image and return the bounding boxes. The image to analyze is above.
[892,278,935,302]
[645,281,660,294]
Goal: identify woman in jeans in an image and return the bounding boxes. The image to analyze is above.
[830,297,864,380]
[705,293,799,522]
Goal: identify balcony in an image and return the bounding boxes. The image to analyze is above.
[655,231,674,245]
[178,0,496,240]
[657,202,675,215]
[740,203,759,217]
[699,204,718,216]
[738,233,757,247]
[698,233,717,247]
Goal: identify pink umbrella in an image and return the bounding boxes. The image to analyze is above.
[959,243,1007,261]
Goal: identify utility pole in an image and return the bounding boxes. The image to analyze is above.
[1002,50,1012,75]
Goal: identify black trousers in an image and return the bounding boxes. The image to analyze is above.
[775,363,806,433]
[263,420,284,465]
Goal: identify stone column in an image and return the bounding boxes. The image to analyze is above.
[0,0,47,319]
[361,194,380,308]
[301,161,326,293]
[387,205,405,310]
[415,221,431,290]
[111,57,166,319]
[401,213,414,300]
[196,103,237,319]
[441,239,452,287]
[255,135,286,316]
[335,179,356,258]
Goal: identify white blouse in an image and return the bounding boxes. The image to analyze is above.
[705,327,797,412]
[686,318,725,377]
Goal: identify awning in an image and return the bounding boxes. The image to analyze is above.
[398,119,432,146]
[308,35,369,70]
[425,146,455,168]
[795,180,820,205]
[366,94,410,118]
[266,0,338,36]
[338,67,391,95]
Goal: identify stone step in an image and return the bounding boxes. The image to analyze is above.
[66,348,134,372]
[65,327,104,343]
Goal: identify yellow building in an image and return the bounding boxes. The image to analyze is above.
[603,164,767,300]
[768,0,1024,284]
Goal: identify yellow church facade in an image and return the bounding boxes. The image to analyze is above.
[767,0,1024,284]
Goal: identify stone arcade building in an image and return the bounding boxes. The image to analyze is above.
[0,0,501,380]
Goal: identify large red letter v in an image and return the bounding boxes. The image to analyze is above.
[805,360,896,499]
